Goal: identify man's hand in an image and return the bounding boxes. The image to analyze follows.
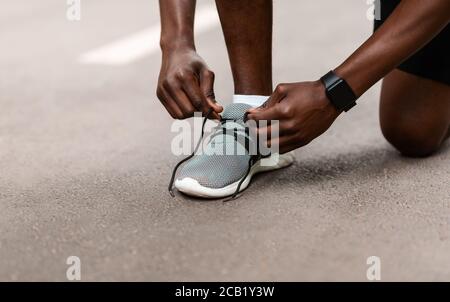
[157,48,223,119]
[246,81,340,153]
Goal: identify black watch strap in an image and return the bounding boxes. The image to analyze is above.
[320,71,357,112]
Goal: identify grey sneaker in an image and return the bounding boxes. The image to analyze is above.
[169,103,294,199]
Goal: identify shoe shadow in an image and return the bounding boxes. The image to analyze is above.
[178,141,449,202]
[250,141,450,192]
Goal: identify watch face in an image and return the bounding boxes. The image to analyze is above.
[329,79,357,111]
[321,71,357,112]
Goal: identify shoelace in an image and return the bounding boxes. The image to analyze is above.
[168,108,260,201]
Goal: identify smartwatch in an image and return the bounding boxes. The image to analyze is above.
[320,71,357,112]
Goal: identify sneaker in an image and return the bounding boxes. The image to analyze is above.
[168,103,294,199]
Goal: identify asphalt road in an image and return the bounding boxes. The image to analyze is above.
[1,0,449,281]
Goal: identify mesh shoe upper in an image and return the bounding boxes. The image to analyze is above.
[176,103,254,188]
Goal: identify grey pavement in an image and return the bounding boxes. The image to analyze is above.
[1,0,449,281]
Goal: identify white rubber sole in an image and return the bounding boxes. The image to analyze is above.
[174,152,295,198]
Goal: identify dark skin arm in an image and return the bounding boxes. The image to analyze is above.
[157,0,222,119]
[247,0,450,153]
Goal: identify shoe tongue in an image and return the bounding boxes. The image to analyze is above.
[221,103,253,120]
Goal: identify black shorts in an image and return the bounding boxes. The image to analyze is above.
[374,0,450,86]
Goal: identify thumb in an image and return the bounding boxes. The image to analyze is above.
[247,84,286,114]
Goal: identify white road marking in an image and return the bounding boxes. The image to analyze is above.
[79,5,220,66]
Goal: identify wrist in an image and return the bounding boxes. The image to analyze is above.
[160,34,195,54]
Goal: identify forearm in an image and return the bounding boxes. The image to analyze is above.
[159,0,197,52]
[335,0,450,97]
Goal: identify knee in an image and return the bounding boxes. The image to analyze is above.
[381,122,443,158]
